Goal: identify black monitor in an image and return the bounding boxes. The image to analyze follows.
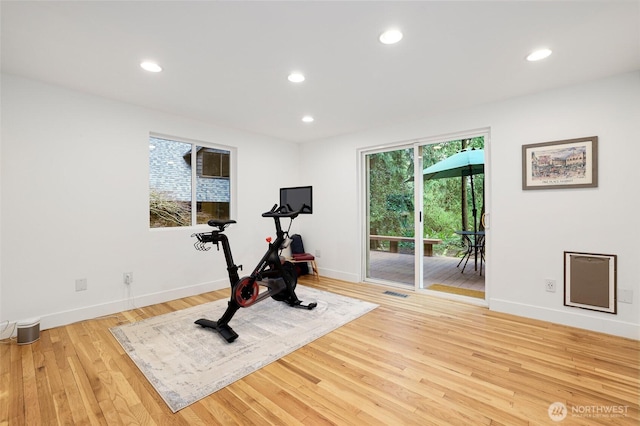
[280,186,312,214]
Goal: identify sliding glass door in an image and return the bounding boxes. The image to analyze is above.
[365,147,416,286]
[363,131,487,297]
[420,138,485,294]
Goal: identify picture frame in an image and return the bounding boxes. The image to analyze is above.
[564,251,616,314]
[522,136,598,190]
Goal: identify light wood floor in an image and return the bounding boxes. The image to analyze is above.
[2,276,638,425]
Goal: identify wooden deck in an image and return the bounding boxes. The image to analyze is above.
[368,250,485,292]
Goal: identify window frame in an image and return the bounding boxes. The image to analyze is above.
[149,133,236,229]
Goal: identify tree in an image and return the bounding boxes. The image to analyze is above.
[422,137,484,254]
[367,137,484,256]
[149,189,191,227]
[368,149,414,242]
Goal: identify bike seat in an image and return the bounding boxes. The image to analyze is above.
[207,219,237,229]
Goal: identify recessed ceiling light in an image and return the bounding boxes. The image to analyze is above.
[379,29,403,45]
[526,48,552,62]
[302,116,314,123]
[140,61,162,72]
[288,72,305,83]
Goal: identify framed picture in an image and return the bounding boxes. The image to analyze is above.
[522,136,598,190]
[564,251,616,314]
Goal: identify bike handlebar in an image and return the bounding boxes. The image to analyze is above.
[261,204,311,219]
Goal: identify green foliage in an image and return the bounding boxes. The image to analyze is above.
[386,193,413,213]
[368,148,414,239]
[368,137,484,256]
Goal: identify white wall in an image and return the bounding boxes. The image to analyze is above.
[298,71,640,339]
[2,72,638,340]
[0,74,302,331]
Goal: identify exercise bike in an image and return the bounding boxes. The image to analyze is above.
[191,204,317,343]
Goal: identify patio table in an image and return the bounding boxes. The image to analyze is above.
[455,230,485,275]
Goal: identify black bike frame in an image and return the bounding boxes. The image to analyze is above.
[193,204,315,342]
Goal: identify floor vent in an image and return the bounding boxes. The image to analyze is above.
[383,291,409,298]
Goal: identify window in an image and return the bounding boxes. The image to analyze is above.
[149,135,232,228]
[201,151,230,178]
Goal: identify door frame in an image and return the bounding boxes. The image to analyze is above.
[359,142,416,289]
[359,127,491,303]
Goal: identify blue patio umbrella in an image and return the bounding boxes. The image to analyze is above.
[423,149,484,232]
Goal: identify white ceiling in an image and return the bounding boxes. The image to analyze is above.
[2,1,639,143]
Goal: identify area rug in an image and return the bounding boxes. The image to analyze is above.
[110,285,378,412]
[428,283,485,299]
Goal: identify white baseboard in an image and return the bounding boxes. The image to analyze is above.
[38,279,228,332]
[315,267,359,283]
[490,298,639,340]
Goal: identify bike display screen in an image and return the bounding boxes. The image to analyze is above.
[279,186,312,214]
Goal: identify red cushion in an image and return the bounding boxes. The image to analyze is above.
[292,253,314,260]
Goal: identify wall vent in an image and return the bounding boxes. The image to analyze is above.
[383,291,409,298]
[564,251,616,314]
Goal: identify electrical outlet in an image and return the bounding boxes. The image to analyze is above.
[315,249,321,258]
[123,272,133,285]
[545,279,556,292]
[75,278,87,292]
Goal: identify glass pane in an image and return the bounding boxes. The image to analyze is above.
[196,146,230,224]
[197,202,230,223]
[421,138,485,294]
[221,153,230,177]
[366,148,415,286]
[149,137,192,228]
[202,151,221,177]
